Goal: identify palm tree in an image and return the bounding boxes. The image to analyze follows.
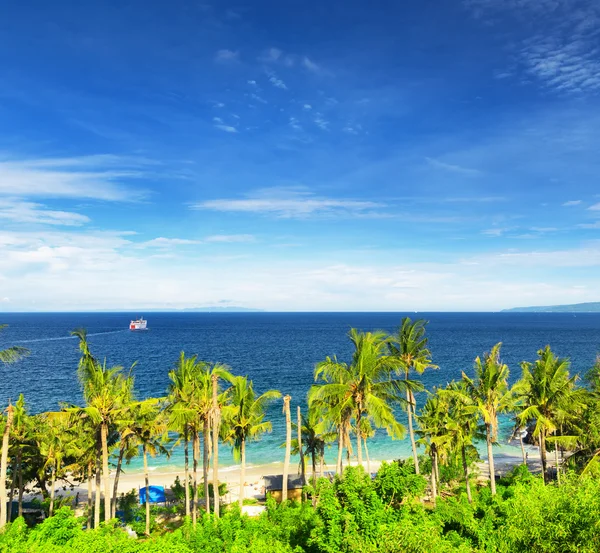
[282,395,292,503]
[0,325,28,528]
[519,346,582,483]
[37,412,70,517]
[72,328,134,522]
[388,318,437,474]
[9,394,30,520]
[0,403,14,527]
[166,352,197,519]
[462,343,513,495]
[222,376,280,508]
[416,394,447,506]
[310,329,407,471]
[130,398,169,535]
[438,382,480,503]
[290,405,333,485]
[0,324,28,364]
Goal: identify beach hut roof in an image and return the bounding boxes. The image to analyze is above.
[263,474,305,491]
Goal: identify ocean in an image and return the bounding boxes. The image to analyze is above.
[1,312,599,471]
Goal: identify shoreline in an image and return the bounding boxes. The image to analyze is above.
[44,444,543,508]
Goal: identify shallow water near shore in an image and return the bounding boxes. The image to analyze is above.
[2,312,599,472]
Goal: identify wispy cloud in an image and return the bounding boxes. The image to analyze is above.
[289,117,302,131]
[588,203,600,211]
[563,200,582,206]
[0,155,146,200]
[0,199,90,226]
[425,157,482,176]
[205,234,255,243]
[465,0,600,94]
[214,124,238,133]
[313,113,329,130]
[268,73,287,90]
[191,186,383,218]
[215,49,240,63]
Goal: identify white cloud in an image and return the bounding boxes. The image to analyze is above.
[247,80,256,85]
[482,228,509,237]
[259,48,282,63]
[215,49,240,63]
[289,117,302,131]
[563,200,582,206]
[0,155,145,200]
[141,237,201,248]
[302,57,320,72]
[0,199,90,226]
[303,104,312,110]
[204,234,255,243]
[214,124,238,133]
[314,114,329,130]
[426,157,482,176]
[191,186,383,218]
[465,0,600,94]
[268,74,287,90]
[588,203,600,211]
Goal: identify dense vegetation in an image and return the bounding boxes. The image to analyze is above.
[1,319,600,551]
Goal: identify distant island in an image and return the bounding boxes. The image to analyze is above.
[503,302,600,313]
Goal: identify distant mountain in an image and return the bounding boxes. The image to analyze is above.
[502,302,600,313]
[181,307,264,312]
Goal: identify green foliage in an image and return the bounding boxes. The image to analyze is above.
[372,460,428,507]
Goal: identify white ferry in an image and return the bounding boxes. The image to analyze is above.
[129,317,148,331]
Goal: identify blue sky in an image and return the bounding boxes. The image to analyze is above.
[1,0,599,311]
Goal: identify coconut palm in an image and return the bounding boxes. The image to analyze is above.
[518,346,582,483]
[388,318,437,474]
[282,395,292,503]
[0,403,14,527]
[290,405,334,485]
[0,325,28,528]
[0,324,28,364]
[166,352,198,519]
[438,382,480,503]
[310,329,407,471]
[416,394,447,506]
[129,398,169,535]
[222,376,280,508]
[462,343,513,495]
[71,328,134,522]
[8,394,31,520]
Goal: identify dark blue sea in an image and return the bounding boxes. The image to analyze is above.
[1,312,599,469]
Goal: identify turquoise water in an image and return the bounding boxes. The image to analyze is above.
[1,312,598,471]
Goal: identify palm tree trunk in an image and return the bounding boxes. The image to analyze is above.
[192,430,199,527]
[282,395,291,503]
[311,451,317,487]
[356,412,363,468]
[239,438,246,509]
[17,448,23,519]
[319,446,324,478]
[0,404,14,528]
[202,423,210,514]
[143,444,150,536]
[298,406,306,486]
[486,423,496,495]
[433,450,440,485]
[406,385,420,474]
[461,445,472,504]
[49,465,56,517]
[87,461,93,530]
[8,456,16,523]
[101,422,111,521]
[364,437,371,476]
[554,431,560,485]
[184,427,190,518]
[336,427,343,474]
[539,431,548,484]
[111,443,125,518]
[519,430,526,465]
[94,454,101,528]
[430,453,437,507]
[212,374,220,518]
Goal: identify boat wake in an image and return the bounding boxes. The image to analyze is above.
[15,329,126,344]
